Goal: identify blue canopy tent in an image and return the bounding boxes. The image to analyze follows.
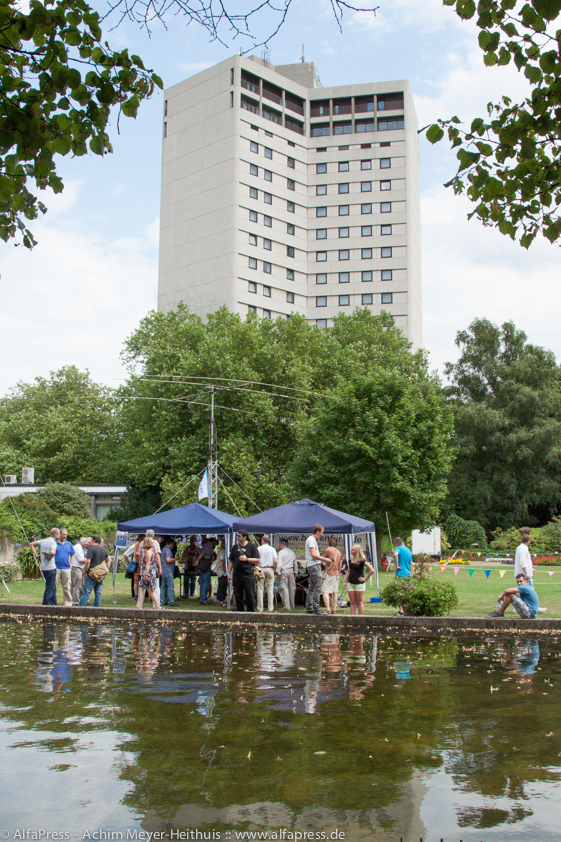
[118,502,236,536]
[233,498,379,596]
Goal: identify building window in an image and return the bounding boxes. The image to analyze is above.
[311,124,330,137]
[380,141,391,147]
[381,202,392,213]
[251,124,258,131]
[250,141,259,154]
[264,170,273,182]
[249,234,257,246]
[361,160,372,170]
[287,139,295,146]
[249,257,257,269]
[250,164,259,176]
[381,224,392,235]
[287,178,295,190]
[287,156,295,168]
[338,183,349,194]
[361,181,372,192]
[316,251,327,261]
[355,120,375,133]
[362,248,373,259]
[334,121,352,135]
[339,227,349,238]
[316,273,327,284]
[262,309,271,319]
[361,203,372,214]
[316,147,327,152]
[339,272,350,283]
[287,201,295,212]
[381,269,393,280]
[287,291,294,303]
[248,281,257,293]
[164,99,168,117]
[380,180,391,191]
[287,223,295,234]
[361,226,372,236]
[380,157,391,168]
[339,205,349,216]
[339,295,350,306]
[378,117,405,131]
[362,293,373,305]
[381,246,392,258]
[264,147,273,159]
[249,210,258,222]
[264,192,272,204]
[287,269,294,280]
[361,143,372,149]
[316,206,327,217]
[316,229,327,239]
[316,185,327,195]
[264,215,272,227]
[249,187,258,199]
[263,285,271,297]
[338,161,349,172]
[362,270,373,282]
[263,262,272,273]
[265,130,273,137]
[381,292,393,304]
[163,122,167,138]
[316,318,327,327]
[316,296,327,307]
[287,246,295,257]
[248,305,257,314]
[339,249,350,260]
[316,162,327,173]
[263,238,272,250]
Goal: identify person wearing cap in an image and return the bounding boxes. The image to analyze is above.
[276,538,299,610]
[228,530,260,612]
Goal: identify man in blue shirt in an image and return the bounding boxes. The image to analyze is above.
[394,537,412,578]
[486,574,539,619]
[55,528,75,608]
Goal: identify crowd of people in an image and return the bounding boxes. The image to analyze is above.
[30,529,110,608]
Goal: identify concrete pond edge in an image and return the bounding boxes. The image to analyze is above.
[1,602,561,637]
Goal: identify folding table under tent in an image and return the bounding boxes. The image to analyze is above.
[118,502,237,601]
[233,498,379,597]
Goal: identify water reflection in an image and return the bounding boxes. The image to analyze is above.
[0,621,560,840]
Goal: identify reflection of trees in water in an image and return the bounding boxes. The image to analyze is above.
[2,622,561,835]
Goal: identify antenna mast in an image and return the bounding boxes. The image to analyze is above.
[208,386,218,509]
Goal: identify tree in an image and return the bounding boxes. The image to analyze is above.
[0,365,120,483]
[36,481,92,518]
[444,318,561,529]
[426,0,561,247]
[118,305,452,524]
[0,0,163,248]
[290,370,454,537]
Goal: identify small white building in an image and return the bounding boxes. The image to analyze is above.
[0,484,127,521]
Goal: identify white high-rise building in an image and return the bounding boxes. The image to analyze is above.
[158,55,422,348]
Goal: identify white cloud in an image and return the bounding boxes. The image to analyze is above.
[0,219,158,393]
[352,0,472,37]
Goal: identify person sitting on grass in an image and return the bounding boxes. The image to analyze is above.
[486,574,539,619]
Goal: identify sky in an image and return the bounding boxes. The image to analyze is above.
[1,0,559,395]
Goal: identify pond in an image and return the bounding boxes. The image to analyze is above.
[0,619,560,841]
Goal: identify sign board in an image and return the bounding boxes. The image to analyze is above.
[115,531,128,549]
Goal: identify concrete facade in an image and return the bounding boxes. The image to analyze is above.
[159,55,422,348]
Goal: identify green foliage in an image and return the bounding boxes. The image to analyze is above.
[106,486,161,522]
[490,517,561,553]
[382,564,459,616]
[0,0,162,248]
[540,516,561,553]
[445,513,488,550]
[445,319,561,530]
[14,546,41,578]
[0,493,58,540]
[0,365,121,483]
[36,482,92,518]
[0,560,22,583]
[426,0,561,246]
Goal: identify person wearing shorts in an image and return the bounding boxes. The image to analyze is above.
[486,574,539,619]
[322,537,342,614]
[345,544,374,615]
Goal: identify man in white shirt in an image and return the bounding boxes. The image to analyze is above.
[29,528,59,605]
[514,534,533,584]
[305,524,326,615]
[257,534,277,612]
[276,538,299,610]
[71,537,91,605]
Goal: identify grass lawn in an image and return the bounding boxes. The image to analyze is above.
[2,566,561,617]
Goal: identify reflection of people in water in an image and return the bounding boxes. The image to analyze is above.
[501,638,540,686]
[132,627,162,679]
[320,634,342,676]
[345,635,374,701]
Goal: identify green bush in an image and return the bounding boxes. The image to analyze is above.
[36,483,92,519]
[382,570,459,616]
[0,560,23,583]
[445,513,487,551]
[15,546,42,578]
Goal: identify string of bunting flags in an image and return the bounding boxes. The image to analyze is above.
[431,562,557,579]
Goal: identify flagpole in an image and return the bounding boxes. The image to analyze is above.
[208,386,218,510]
